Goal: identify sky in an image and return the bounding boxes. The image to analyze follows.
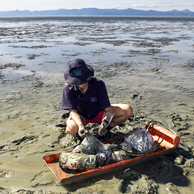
[0,0,194,12]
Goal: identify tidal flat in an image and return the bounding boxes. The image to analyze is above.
[0,16,194,193]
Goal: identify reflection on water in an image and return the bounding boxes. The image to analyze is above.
[0,17,194,112]
[0,17,193,82]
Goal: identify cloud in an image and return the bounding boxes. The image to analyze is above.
[128,2,194,11]
[130,4,159,10]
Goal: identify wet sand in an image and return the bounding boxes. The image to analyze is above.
[0,17,194,193]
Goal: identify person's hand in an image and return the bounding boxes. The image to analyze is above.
[78,124,87,138]
[98,120,109,136]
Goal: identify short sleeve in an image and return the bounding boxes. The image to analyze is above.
[61,85,77,110]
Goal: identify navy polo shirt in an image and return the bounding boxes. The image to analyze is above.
[61,77,111,119]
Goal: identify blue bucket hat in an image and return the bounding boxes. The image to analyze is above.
[64,59,94,85]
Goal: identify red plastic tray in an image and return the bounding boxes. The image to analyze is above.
[43,123,180,185]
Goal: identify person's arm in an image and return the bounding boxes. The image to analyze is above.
[69,109,83,127]
[69,109,87,138]
[103,107,113,123]
[98,106,114,136]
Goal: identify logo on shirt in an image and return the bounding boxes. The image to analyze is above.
[74,69,82,77]
[90,96,97,102]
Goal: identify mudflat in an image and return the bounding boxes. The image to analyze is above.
[0,17,194,193]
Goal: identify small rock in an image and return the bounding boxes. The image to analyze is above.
[174,155,184,165]
[166,182,180,194]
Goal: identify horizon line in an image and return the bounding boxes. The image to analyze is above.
[0,7,193,13]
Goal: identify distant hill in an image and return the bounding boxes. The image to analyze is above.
[0,8,194,17]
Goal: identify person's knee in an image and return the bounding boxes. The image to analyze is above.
[126,105,133,118]
[66,123,78,135]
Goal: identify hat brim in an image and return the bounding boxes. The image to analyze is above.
[64,64,94,85]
